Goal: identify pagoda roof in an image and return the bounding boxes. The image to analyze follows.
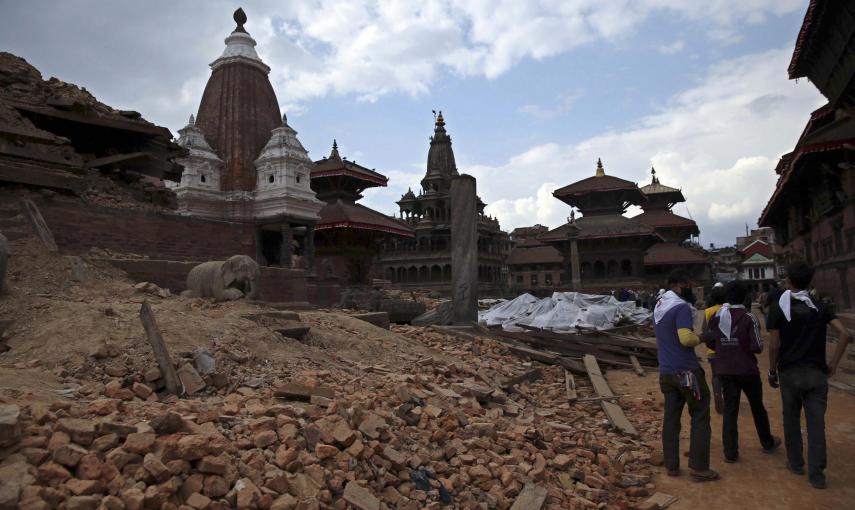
[639,181,681,196]
[539,214,660,242]
[632,210,699,233]
[316,199,414,237]
[312,140,388,188]
[507,241,564,266]
[643,242,709,266]
[552,159,645,210]
[553,174,640,197]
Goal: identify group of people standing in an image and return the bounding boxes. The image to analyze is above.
[653,262,851,489]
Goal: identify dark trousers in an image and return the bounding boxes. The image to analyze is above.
[780,366,828,482]
[720,373,775,459]
[660,368,711,471]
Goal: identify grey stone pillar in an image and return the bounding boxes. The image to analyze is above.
[570,238,581,291]
[306,223,315,273]
[451,174,478,325]
[280,223,292,269]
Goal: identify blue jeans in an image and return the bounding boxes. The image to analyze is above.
[779,366,828,483]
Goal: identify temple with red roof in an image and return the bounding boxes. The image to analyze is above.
[759,0,855,309]
[632,168,709,283]
[509,160,709,292]
[310,141,414,284]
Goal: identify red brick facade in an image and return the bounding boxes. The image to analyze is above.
[38,199,255,261]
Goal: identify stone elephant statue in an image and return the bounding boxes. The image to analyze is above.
[185,255,260,301]
[0,233,7,294]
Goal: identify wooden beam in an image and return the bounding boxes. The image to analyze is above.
[583,354,638,437]
[510,483,547,510]
[139,301,182,395]
[564,369,577,403]
[19,199,57,252]
[629,355,646,376]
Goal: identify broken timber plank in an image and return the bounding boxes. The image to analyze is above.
[510,483,548,510]
[583,354,638,437]
[629,355,646,376]
[640,492,678,509]
[501,368,542,390]
[139,301,182,395]
[565,370,578,403]
[19,199,57,252]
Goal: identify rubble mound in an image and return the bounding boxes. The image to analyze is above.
[0,52,182,211]
[0,234,663,509]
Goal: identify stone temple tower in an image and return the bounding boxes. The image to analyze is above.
[170,8,323,268]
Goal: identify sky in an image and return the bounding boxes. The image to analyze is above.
[0,0,825,247]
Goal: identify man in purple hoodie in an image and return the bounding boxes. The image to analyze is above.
[706,281,780,463]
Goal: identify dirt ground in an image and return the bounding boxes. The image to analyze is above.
[606,342,855,510]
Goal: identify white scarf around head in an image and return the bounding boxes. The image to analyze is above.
[654,290,684,324]
[779,289,817,322]
[717,303,745,340]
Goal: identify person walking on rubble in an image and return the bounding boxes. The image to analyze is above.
[653,269,720,482]
[767,261,852,489]
[706,281,780,463]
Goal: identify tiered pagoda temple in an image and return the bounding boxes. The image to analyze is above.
[169,8,324,269]
[378,112,509,292]
[311,141,415,284]
[633,169,709,282]
[538,159,663,290]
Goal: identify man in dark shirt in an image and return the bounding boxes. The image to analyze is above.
[767,261,852,489]
[654,270,719,482]
[706,281,780,462]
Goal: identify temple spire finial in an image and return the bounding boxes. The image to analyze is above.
[188,114,195,126]
[651,166,658,184]
[233,7,248,33]
[595,158,605,177]
[282,112,288,125]
[435,110,444,127]
[329,139,340,160]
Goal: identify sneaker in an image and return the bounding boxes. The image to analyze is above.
[690,469,721,482]
[724,456,738,464]
[787,463,805,475]
[809,477,827,489]
[762,436,782,453]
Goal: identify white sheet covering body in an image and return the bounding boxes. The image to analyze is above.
[478,292,652,331]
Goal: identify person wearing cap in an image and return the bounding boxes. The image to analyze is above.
[706,281,780,462]
[767,261,852,489]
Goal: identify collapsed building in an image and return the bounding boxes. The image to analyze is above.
[508,160,709,293]
[378,113,511,293]
[759,0,855,309]
[0,11,342,306]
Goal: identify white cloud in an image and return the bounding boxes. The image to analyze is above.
[259,0,807,107]
[519,90,583,120]
[0,0,806,132]
[471,48,824,247]
[657,40,685,55]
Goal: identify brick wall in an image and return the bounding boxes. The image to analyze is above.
[38,198,254,261]
[108,259,314,303]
